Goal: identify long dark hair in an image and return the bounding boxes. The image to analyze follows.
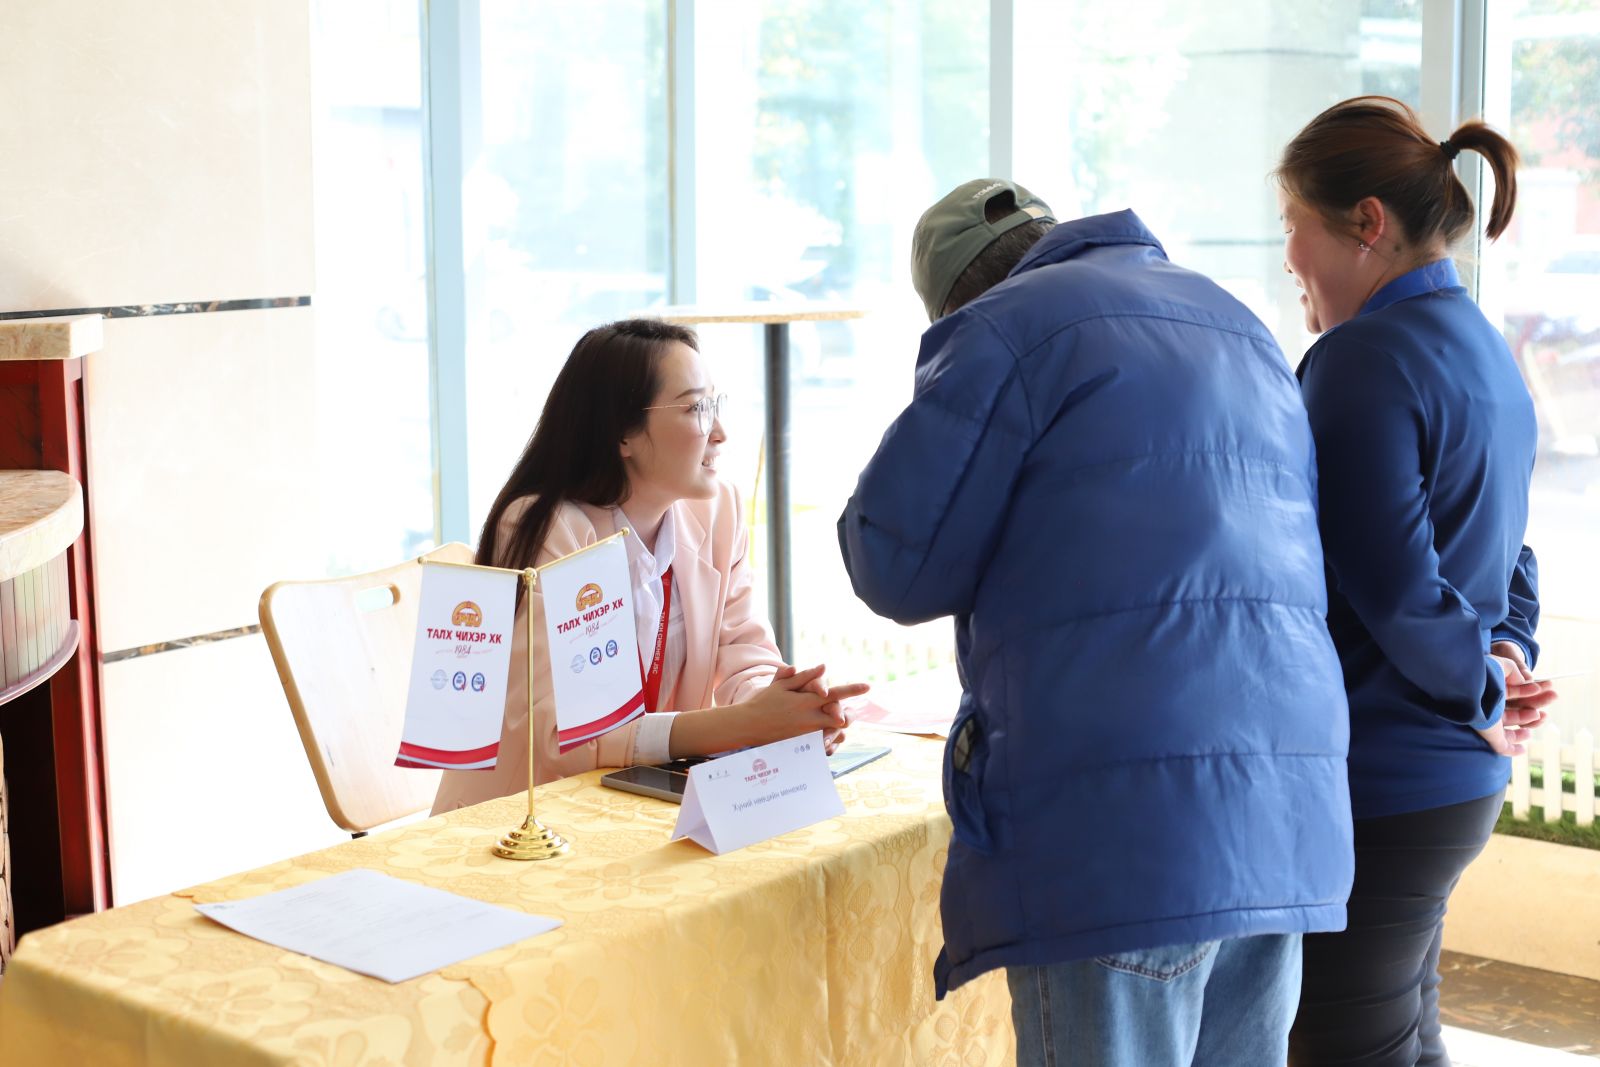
[1276,95,1520,247]
[476,318,700,570]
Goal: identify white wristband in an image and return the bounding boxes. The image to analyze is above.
[633,711,681,765]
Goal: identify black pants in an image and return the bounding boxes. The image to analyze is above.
[1289,790,1504,1067]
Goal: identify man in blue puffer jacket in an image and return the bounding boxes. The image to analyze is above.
[838,179,1354,1067]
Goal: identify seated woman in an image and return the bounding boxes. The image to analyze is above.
[434,318,865,812]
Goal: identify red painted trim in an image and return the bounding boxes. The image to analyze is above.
[0,360,45,468]
[0,356,112,921]
[556,690,646,752]
[396,739,501,764]
[28,358,110,913]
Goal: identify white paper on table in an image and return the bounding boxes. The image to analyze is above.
[670,731,844,854]
[846,696,956,738]
[194,869,561,983]
[1529,669,1591,684]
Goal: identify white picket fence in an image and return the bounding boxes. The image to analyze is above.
[794,590,1600,830]
[794,626,957,686]
[1508,724,1599,828]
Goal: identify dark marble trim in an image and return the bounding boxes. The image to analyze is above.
[0,296,311,322]
[102,623,262,664]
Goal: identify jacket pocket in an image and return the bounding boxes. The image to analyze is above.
[1094,941,1215,982]
[944,694,994,853]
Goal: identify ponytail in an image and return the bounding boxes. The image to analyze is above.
[1447,120,1521,241]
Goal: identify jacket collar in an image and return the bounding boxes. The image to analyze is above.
[1010,209,1167,278]
[575,498,712,565]
[1357,258,1461,317]
[672,498,713,565]
[576,500,619,540]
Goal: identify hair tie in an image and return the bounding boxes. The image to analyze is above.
[1440,140,1460,160]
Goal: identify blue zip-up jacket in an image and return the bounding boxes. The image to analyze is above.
[1298,259,1539,820]
[839,211,1353,996]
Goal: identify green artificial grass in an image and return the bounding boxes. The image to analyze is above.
[1496,802,1600,850]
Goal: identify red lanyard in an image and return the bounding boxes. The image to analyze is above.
[643,567,673,712]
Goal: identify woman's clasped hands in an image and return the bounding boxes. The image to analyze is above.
[1481,641,1561,756]
[747,664,870,755]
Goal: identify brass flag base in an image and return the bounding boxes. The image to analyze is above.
[493,816,570,861]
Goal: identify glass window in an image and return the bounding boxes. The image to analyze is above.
[686,0,1428,706]
[692,0,987,701]
[310,0,435,570]
[1013,0,1422,362]
[465,1,672,529]
[1480,0,1600,733]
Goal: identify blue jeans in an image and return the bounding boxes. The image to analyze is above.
[1007,934,1303,1067]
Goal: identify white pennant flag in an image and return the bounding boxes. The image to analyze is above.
[537,536,645,752]
[396,563,518,770]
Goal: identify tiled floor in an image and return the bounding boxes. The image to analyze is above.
[1445,1027,1597,1066]
[1441,951,1600,1063]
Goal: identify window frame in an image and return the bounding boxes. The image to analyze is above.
[418,0,1490,540]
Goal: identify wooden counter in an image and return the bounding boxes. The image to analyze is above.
[0,313,107,964]
[1,470,83,702]
[0,315,103,364]
[0,470,84,970]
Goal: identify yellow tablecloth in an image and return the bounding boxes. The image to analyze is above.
[0,736,1012,1065]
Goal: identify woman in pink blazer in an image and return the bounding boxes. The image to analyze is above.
[434,319,864,812]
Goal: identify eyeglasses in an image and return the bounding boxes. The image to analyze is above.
[643,393,728,435]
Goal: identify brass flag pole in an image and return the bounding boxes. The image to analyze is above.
[431,529,630,861]
[490,565,570,860]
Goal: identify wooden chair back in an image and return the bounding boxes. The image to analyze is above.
[259,542,474,832]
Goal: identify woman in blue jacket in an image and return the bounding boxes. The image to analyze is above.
[1277,97,1559,1066]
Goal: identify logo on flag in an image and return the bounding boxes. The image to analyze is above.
[396,563,517,771]
[540,535,645,753]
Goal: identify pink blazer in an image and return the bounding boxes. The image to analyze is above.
[432,481,782,812]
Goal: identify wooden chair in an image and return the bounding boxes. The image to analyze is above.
[259,542,474,835]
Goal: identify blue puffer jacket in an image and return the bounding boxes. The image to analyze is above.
[839,211,1353,996]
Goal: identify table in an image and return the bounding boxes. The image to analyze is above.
[649,304,869,662]
[0,736,1012,1066]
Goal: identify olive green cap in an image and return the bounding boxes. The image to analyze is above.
[911,179,1054,321]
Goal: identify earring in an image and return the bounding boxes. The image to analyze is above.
[1358,241,1371,252]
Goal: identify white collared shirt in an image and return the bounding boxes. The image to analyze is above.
[615,505,687,764]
